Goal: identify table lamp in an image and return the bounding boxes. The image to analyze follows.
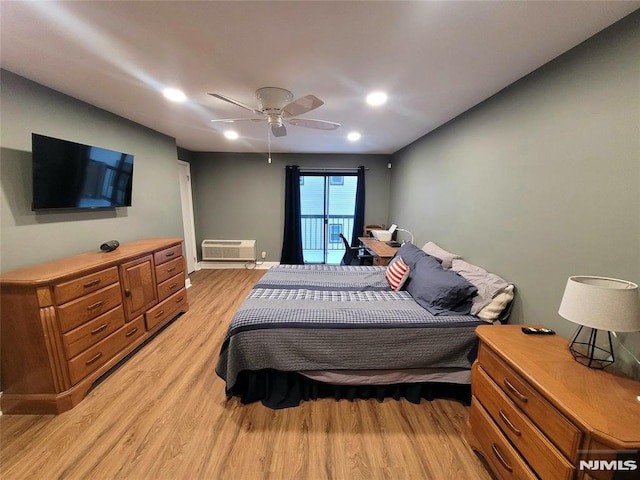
[558,276,640,369]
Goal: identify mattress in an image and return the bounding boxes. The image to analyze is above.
[216,265,487,395]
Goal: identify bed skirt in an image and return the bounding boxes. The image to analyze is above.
[226,369,472,409]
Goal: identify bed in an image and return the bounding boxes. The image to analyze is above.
[216,242,514,408]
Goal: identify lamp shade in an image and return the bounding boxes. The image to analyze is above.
[558,276,640,332]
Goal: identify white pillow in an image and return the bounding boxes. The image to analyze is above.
[477,285,515,323]
[421,241,461,269]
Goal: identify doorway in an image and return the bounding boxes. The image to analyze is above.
[300,173,358,264]
[178,160,197,274]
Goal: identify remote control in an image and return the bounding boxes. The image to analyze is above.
[521,327,556,335]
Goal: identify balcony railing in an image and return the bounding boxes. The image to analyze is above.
[301,214,354,252]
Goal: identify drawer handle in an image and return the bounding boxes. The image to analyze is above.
[85,352,103,365]
[125,327,138,337]
[168,283,178,290]
[498,409,522,436]
[504,378,528,403]
[167,267,177,273]
[491,443,513,473]
[84,279,101,288]
[91,323,108,335]
[166,252,176,258]
[154,310,165,318]
[176,296,184,303]
[87,300,105,311]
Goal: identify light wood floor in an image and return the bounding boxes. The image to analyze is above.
[1,269,494,480]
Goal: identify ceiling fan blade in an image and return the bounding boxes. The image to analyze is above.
[208,93,263,115]
[272,124,287,137]
[210,118,264,124]
[287,118,340,130]
[282,95,324,118]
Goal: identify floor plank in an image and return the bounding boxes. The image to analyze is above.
[1,268,493,480]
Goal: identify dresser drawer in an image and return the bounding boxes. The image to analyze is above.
[62,306,126,359]
[154,244,182,266]
[54,267,120,304]
[145,288,187,331]
[157,272,185,302]
[469,397,537,480]
[155,256,184,284]
[473,364,575,480]
[57,283,122,333]
[67,316,145,385]
[478,345,582,460]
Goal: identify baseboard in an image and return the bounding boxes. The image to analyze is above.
[198,261,279,270]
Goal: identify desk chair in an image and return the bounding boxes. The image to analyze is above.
[339,234,373,266]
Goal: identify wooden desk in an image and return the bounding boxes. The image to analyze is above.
[358,237,399,266]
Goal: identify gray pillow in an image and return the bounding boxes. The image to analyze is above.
[405,255,478,316]
[421,241,461,269]
[451,259,510,315]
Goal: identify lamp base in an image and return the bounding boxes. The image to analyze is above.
[569,326,614,369]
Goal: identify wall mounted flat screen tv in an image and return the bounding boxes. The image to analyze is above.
[32,133,134,211]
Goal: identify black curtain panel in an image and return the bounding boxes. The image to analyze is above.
[350,166,366,248]
[280,165,304,264]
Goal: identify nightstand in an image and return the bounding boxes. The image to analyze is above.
[466,325,640,480]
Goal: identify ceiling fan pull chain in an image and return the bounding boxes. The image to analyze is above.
[267,123,272,164]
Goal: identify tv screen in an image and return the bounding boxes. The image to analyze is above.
[32,133,134,210]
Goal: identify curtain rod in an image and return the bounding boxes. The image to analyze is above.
[289,167,369,172]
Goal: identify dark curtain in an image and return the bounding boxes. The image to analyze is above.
[280,165,304,264]
[350,166,366,248]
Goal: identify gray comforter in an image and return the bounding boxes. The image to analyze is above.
[216,265,485,391]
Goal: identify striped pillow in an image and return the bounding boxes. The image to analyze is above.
[386,256,410,291]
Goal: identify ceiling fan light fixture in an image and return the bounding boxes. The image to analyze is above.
[209,87,339,137]
[163,88,186,102]
[366,91,387,106]
[347,132,361,142]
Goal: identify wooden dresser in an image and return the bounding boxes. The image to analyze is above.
[0,238,189,414]
[467,325,640,480]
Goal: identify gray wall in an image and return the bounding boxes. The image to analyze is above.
[189,152,391,262]
[0,70,184,271]
[389,14,640,377]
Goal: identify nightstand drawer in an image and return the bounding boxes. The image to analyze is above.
[469,397,537,480]
[479,344,582,459]
[473,364,575,480]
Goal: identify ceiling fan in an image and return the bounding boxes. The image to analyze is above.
[208,87,340,138]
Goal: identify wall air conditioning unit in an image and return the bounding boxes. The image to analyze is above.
[201,240,257,261]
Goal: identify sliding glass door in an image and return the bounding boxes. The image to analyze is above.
[300,173,358,264]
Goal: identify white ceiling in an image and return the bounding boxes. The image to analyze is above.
[1,1,638,155]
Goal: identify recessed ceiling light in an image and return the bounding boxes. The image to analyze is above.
[224,130,239,140]
[163,88,186,102]
[366,91,387,106]
[347,132,361,142]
